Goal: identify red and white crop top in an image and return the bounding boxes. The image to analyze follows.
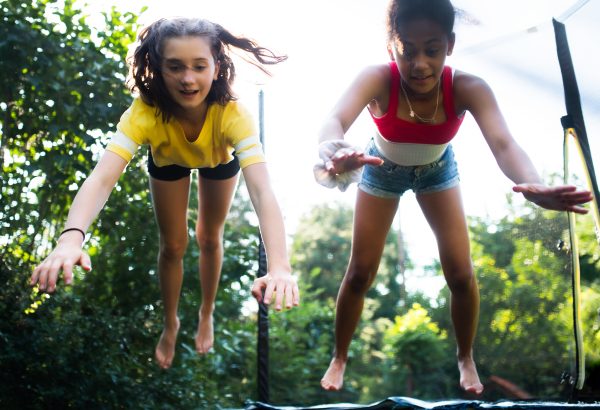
[369,62,465,166]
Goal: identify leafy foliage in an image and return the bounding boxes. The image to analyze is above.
[1,1,260,408]
[281,197,596,403]
[2,0,599,407]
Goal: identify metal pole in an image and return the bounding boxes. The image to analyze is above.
[256,89,270,404]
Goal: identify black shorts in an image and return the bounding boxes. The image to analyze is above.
[147,148,240,181]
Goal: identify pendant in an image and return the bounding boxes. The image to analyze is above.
[410,111,415,118]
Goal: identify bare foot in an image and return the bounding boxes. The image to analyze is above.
[459,356,484,394]
[155,318,180,370]
[194,311,214,354]
[321,357,346,391]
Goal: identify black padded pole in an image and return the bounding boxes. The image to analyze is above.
[256,90,270,404]
[553,18,597,401]
[553,19,600,209]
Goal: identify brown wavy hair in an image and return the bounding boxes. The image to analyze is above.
[126,18,287,122]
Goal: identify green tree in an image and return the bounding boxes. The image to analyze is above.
[280,202,419,405]
[290,202,354,300]
[382,303,450,398]
[427,204,576,400]
[0,1,262,408]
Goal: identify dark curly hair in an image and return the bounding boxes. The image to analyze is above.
[126,18,287,123]
[386,0,457,42]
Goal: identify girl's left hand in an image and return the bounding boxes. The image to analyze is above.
[513,183,593,214]
[251,271,300,311]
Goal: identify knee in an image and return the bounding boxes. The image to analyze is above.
[196,230,222,254]
[345,260,378,294]
[159,238,188,261]
[445,267,475,295]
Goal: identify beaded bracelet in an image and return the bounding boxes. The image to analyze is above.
[60,228,86,241]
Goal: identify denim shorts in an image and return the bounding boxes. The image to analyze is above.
[358,139,460,199]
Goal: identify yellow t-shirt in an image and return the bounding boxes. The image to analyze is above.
[106,97,265,169]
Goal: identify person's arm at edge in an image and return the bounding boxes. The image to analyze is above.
[318,65,388,173]
[458,71,592,214]
[30,151,128,292]
[244,162,299,311]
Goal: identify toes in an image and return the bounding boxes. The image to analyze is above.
[155,350,168,369]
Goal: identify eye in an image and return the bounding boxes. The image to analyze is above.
[168,66,181,72]
[427,49,440,56]
[194,65,206,71]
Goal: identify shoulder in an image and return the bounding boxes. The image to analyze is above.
[221,100,252,119]
[122,97,159,127]
[345,63,393,108]
[452,69,496,112]
[357,63,392,91]
[453,70,491,92]
[216,101,255,129]
[212,101,256,138]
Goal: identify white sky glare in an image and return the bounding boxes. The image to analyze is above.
[80,0,597,297]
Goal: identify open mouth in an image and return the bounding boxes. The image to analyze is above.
[180,90,199,97]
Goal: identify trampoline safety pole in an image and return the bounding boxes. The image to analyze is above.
[554,17,600,397]
[257,89,270,404]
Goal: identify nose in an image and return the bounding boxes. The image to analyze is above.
[180,67,195,85]
[411,53,428,71]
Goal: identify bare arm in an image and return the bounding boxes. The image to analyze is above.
[317,65,388,174]
[243,162,299,310]
[30,151,128,292]
[460,72,592,213]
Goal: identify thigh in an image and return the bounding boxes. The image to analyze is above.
[416,185,472,271]
[150,176,191,241]
[197,172,240,234]
[350,189,400,272]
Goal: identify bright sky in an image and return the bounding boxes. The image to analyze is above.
[80,0,596,296]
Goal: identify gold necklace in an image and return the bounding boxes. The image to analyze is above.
[400,77,441,124]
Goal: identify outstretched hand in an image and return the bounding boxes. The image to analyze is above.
[513,183,593,214]
[30,234,92,293]
[251,270,300,311]
[325,148,384,175]
[314,140,383,192]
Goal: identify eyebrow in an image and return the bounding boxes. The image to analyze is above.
[164,58,209,63]
[401,38,443,46]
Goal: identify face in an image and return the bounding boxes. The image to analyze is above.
[161,36,219,115]
[387,19,455,94]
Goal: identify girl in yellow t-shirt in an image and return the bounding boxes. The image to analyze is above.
[30,17,299,370]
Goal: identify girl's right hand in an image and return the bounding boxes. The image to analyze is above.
[314,140,383,192]
[325,146,384,175]
[319,140,383,174]
[30,231,92,293]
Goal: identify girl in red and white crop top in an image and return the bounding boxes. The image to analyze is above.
[370,62,464,165]
[314,0,592,397]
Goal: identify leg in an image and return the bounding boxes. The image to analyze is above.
[416,185,483,394]
[194,172,240,354]
[150,176,191,369]
[322,190,399,391]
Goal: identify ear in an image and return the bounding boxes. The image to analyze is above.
[447,32,456,56]
[213,60,220,81]
[386,43,395,61]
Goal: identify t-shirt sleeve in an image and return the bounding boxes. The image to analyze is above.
[106,101,146,163]
[225,106,265,169]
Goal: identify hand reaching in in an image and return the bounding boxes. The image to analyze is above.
[314,140,383,192]
[251,270,300,311]
[513,183,593,214]
[324,146,384,175]
[30,232,91,293]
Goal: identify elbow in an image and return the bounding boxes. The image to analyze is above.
[83,171,117,197]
